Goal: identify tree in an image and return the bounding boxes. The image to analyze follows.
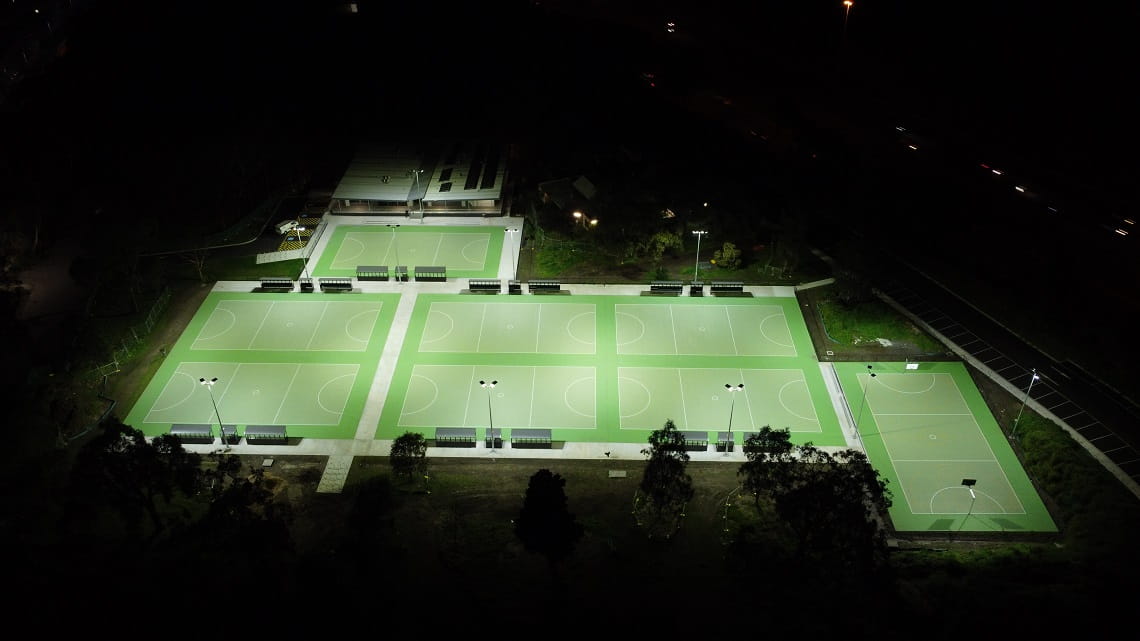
[389,431,429,487]
[737,426,795,505]
[712,241,742,270]
[737,438,893,584]
[515,469,583,576]
[65,419,202,542]
[181,248,210,283]
[635,419,694,538]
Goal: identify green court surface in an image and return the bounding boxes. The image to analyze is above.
[311,225,503,278]
[125,292,399,439]
[835,362,1058,533]
[377,295,844,446]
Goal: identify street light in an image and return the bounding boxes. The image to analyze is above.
[855,365,875,437]
[480,379,498,453]
[691,230,708,283]
[386,224,401,281]
[1011,368,1041,439]
[505,228,520,281]
[198,377,227,446]
[724,383,744,456]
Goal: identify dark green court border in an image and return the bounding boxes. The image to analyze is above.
[376,295,844,446]
[310,225,503,278]
[835,361,1057,533]
[125,291,399,440]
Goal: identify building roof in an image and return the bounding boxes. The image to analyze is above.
[333,142,506,203]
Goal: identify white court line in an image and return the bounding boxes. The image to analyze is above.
[535,303,542,353]
[777,379,819,424]
[145,370,199,417]
[677,369,690,428]
[401,374,439,415]
[431,235,443,265]
[736,368,756,428]
[529,367,537,427]
[476,304,487,353]
[271,364,302,424]
[194,306,237,344]
[867,375,1028,515]
[247,301,275,349]
[669,305,679,354]
[316,373,356,416]
[725,307,741,355]
[215,365,240,408]
[334,235,367,268]
[465,368,479,428]
[343,308,379,344]
[758,311,795,350]
[306,302,331,350]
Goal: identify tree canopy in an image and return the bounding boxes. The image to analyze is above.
[515,469,584,573]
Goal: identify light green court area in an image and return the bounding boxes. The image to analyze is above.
[126,292,399,439]
[312,225,503,278]
[835,362,1058,533]
[378,295,844,446]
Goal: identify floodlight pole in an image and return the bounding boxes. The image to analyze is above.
[691,230,708,283]
[480,380,498,454]
[1011,368,1041,440]
[506,228,520,281]
[295,226,311,285]
[725,383,744,456]
[387,224,401,281]
[959,487,977,532]
[409,169,424,221]
[198,377,225,445]
[854,365,875,438]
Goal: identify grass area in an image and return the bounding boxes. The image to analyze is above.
[159,253,305,282]
[814,290,947,355]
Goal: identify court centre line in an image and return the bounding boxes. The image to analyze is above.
[248,301,276,349]
[529,367,537,428]
[677,369,690,429]
[271,364,303,424]
[431,234,443,265]
[465,368,479,428]
[724,307,741,355]
[215,364,241,410]
[737,367,757,428]
[476,303,487,353]
[534,304,542,353]
[669,305,679,354]
[306,301,331,350]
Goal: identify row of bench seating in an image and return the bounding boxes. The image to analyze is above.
[433,427,553,449]
[256,277,352,292]
[356,266,441,281]
[466,279,551,294]
[169,424,288,445]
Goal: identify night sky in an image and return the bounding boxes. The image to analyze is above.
[3,1,1137,324]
